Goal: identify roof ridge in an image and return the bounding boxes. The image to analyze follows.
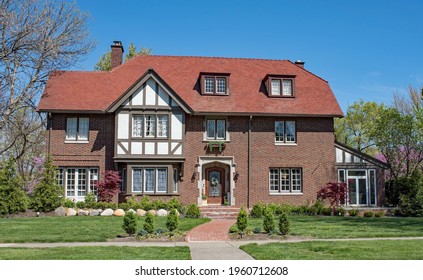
[127,54,292,62]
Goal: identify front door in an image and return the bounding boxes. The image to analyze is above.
[347,170,368,206]
[206,167,225,204]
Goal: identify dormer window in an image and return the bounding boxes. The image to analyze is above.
[266,75,295,97]
[201,74,229,95]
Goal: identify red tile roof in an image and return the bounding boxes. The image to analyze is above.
[37,55,343,117]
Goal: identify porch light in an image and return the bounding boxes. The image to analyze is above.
[233,171,239,182]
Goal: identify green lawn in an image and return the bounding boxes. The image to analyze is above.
[0,216,210,243]
[0,246,191,260]
[231,215,423,238]
[240,240,423,260]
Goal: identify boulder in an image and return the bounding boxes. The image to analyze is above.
[78,209,89,216]
[54,206,66,217]
[114,209,125,217]
[157,209,168,217]
[136,209,146,217]
[89,209,102,216]
[148,209,157,216]
[127,209,136,214]
[100,208,114,216]
[66,208,77,216]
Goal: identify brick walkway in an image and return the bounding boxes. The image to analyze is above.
[185,219,236,242]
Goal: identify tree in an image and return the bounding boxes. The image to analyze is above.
[30,156,64,212]
[278,212,290,235]
[334,99,384,155]
[236,206,248,233]
[143,212,155,234]
[0,158,28,215]
[317,182,348,211]
[0,0,94,181]
[94,42,152,71]
[96,170,121,202]
[263,207,275,234]
[166,208,179,232]
[122,211,138,236]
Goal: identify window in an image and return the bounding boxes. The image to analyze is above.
[132,167,169,193]
[60,167,98,200]
[66,117,89,141]
[268,78,294,96]
[132,114,168,138]
[206,119,226,140]
[269,168,302,193]
[202,75,228,95]
[173,168,179,193]
[275,121,296,143]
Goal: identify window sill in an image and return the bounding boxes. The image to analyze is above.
[64,140,89,144]
[275,142,297,146]
[269,192,303,196]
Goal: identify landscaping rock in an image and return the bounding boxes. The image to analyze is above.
[114,209,125,217]
[54,206,66,217]
[78,209,89,216]
[127,209,136,214]
[66,208,77,216]
[148,209,157,216]
[89,209,102,216]
[136,209,146,216]
[100,208,114,216]
[157,209,168,217]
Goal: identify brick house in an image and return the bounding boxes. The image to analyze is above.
[37,41,386,208]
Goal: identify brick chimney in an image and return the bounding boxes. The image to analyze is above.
[294,60,305,68]
[111,41,124,69]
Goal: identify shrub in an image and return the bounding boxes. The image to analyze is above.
[236,207,248,233]
[96,170,121,202]
[317,182,347,211]
[166,208,179,232]
[30,157,63,212]
[0,158,28,215]
[374,211,384,218]
[278,212,290,235]
[263,207,275,233]
[139,196,152,211]
[75,201,86,209]
[311,199,325,215]
[118,202,130,211]
[334,207,346,216]
[96,201,117,210]
[253,227,262,234]
[63,198,75,208]
[388,170,423,216]
[143,212,155,234]
[364,211,374,217]
[167,198,184,213]
[250,202,266,218]
[84,192,97,209]
[185,203,201,218]
[137,229,148,237]
[348,209,359,217]
[322,207,332,216]
[125,195,139,210]
[152,199,167,210]
[122,211,138,236]
[274,204,294,215]
[155,228,166,235]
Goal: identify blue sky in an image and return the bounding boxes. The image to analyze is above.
[74,0,423,113]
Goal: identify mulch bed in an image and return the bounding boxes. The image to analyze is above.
[3,209,56,218]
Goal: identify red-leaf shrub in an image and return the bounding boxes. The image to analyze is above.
[317,182,347,210]
[96,170,121,202]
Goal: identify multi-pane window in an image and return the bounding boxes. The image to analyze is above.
[269,168,302,193]
[269,78,293,96]
[66,117,89,141]
[157,115,168,137]
[275,121,296,143]
[60,167,99,200]
[132,114,168,138]
[206,119,226,140]
[145,115,156,137]
[203,76,228,95]
[132,168,168,193]
[132,116,143,137]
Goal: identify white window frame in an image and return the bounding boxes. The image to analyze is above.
[269,168,302,194]
[269,78,293,96]
[131,114,169,139]
[65,117,89,143]
[60,167,99,201]
[275,120,296,144]
[205,118,228,141]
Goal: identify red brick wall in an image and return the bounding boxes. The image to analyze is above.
[179,115,336,207]
[47,113,115,174]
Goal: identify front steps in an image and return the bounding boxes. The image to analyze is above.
[200,205,240,219]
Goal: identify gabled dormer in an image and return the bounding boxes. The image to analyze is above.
[200,72,230,95]
[264,74,296,97]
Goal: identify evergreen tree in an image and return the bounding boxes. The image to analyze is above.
[166,208,179,232]
[122,211,138,236]
[263,207,275,234]
[236,206,248,233]
[278,212,291,235]
[143,212,155,234]
[30,156,64,212]
[0,158,28,215]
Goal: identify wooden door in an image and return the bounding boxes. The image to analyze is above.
[206,167,225,204]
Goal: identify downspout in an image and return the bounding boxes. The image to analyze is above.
[48,112,52,155]
[247,115,252,209]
